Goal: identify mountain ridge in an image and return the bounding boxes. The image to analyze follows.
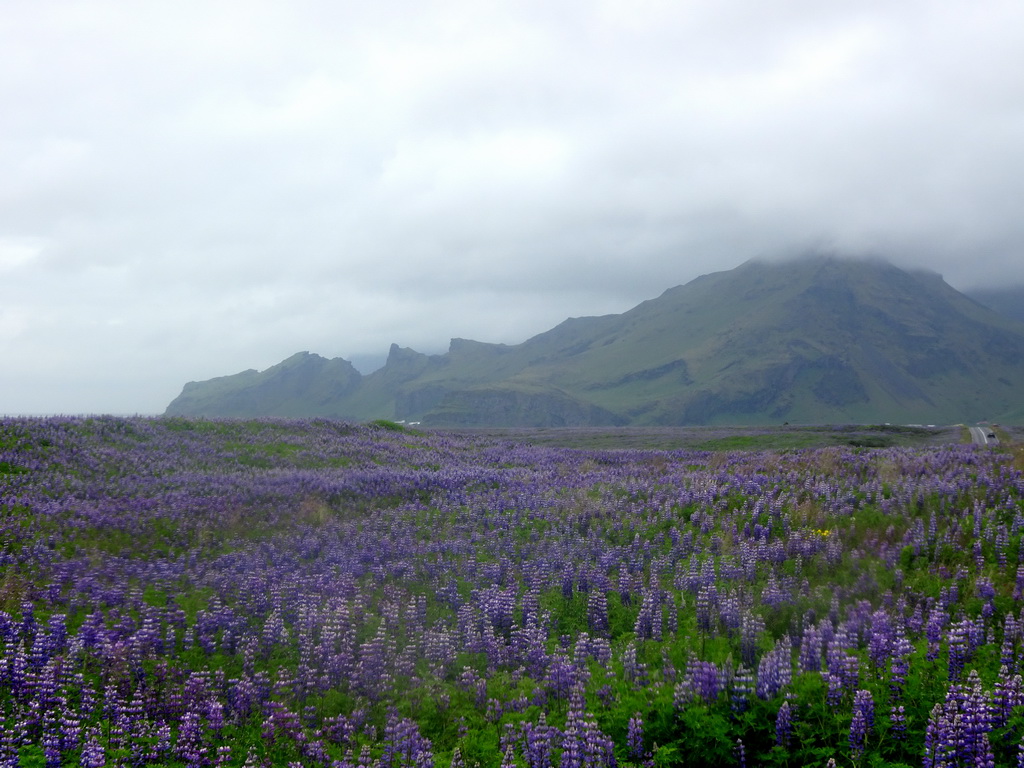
[166,256,1024,425]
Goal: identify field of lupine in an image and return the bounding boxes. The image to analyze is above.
[2,416,1024,767]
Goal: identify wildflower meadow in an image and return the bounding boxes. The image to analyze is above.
[1,416,1023,767]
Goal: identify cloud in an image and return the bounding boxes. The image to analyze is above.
[2,0,1024,413]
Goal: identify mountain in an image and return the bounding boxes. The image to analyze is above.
[165,256,1024,426]
[166,352,361,419]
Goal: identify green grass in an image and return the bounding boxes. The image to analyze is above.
[224,439,303,467]
[694,433,825,451]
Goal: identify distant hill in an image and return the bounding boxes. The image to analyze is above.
[966,286,1024,324]
[166,256,1024,426]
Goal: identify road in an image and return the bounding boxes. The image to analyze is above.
[968,426,999,446]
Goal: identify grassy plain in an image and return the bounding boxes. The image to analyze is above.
[457,423,960,451]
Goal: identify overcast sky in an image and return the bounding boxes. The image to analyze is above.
[3,0,1024,414]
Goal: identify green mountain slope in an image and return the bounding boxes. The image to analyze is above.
[166,256,1024,425]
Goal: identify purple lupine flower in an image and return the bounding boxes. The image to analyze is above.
[718,593,741,633]
[757,636,792,700]
[977,577,996,601]
[841,653,860,694]
[660,647,676,685]
[695,585,716,633]
[925,607,948,661]
[996,525,1010,567]
[731,665,755,714]
[888,626,913,700]
[1014,565,1024,602]
[1001,615,1018,670]
[976,734,996,768]
[56,705,82,760]
[578,713,616,768]
[889,705,906,741]
[923,672,995,768]
[521,714,556,768]
[673,676,693,711]
[739,612,764,667]
[622,642,647,689]
[155,722,173,762]
[948,617,973,682]
[587,590,609,637]
[545,654,583,703]
[499,722,518,758]
[775,700,792,747]
[849,708,869,760]
[561,718,583,768]
[734,739,746,768]
[382,711,434,768]
[849,690,873,759]
[485,698,504,723]
[866,610,892,670]
[79,727,105,768]
[694,660,720,703]
[633,591,660,640]
[922,702,944,768]
[964,670,994,763]
[627,713,644,762]
[852,689,875,732]
[176,709,209,767]
[993,665,1024,727]
[799,624,823,673]
[558,685,616,768]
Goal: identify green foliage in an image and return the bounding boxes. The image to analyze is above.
[671,705,735,764]
[369,418,408,432]
[18,745,47,767]
[651,742,684,767]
